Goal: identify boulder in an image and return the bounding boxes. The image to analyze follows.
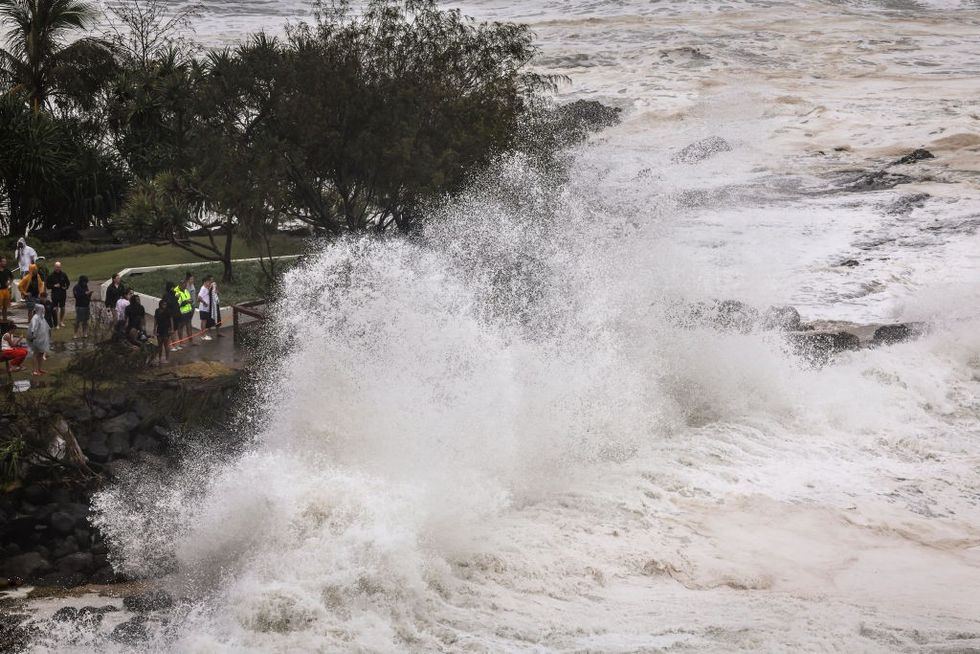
[51,606,78,623]
[107,432,131,456]
[85,436,111,463]
[49,511,76,535]
[672,136,733,164]
[2,552,51,579]
[123,589,175,613]
[51,537,79,559]
[884,192,929,216]
[838,259,860,267]
[891,149,934,166]
[111,617,149,645]
[842,170,912,192]
[102,412,140,435]
[713,300,759,333]
[57,552,94,574]
[787,330,861,362]
[761,305,801,332]
[872,323,924,346]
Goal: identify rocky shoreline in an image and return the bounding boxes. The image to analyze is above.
[0,369,243,591]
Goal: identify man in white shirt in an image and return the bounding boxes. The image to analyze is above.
[197,276,216,341]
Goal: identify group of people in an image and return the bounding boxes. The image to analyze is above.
[103,270,223,365]
[1,238,225,376]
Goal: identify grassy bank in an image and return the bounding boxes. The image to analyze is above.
[57,235,307,280]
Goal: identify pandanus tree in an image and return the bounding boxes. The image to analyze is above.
[0,0,110,112]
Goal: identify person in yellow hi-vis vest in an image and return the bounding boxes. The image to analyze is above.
[173,278,195,347]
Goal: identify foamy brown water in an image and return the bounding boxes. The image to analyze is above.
[23,1,980,651]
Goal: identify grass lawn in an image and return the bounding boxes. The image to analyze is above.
[58,235,308,281]
[126,259,300,306]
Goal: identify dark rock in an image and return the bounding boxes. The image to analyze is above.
[92,405,107,420]
[74,528,91,547]
[713,300,759,333]
[883,192,930,216]
[58,552,94,574]
[76,606,107,627]
[673,136,733,164]
[2,552,51,579]
[838,259,860,267]
[51,538,79,559]
[102,412,140,435]
[111,617,149,645]
[552,99,622,141]
[85,436,110,463]
[152,424,171,439]
[788,330,861,363]
[132,432,162,453]
[90,565,117,584]
[891,149,934,166]
[22,484,47,505]
[49,511,76,535]
[842,170,912,192]
[52,606,78,623]
[761,305,802,332]
[107,432,131,456]
[123,589,175,613]
[872,323,925,346]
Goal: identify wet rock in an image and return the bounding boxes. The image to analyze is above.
[872,323,925,346]
[49,511,76,535]
[107,432,131,456]
[761,305,802,332]
[712,300,759,333]
[672,136,733,164]
[838,259,860,267]
[22,484,47,505]
[842,170,913,192]
[787,330,861,362]
[51,537,79,559]
[891,148,934,166]
[123,589,175,613]
[102,412,140,435]
[51,606,78,622]
[85,434,110,463]
[2,551,51,579]
[883,192,930,216]
[76,606,107,627]
[111,617,149,645]
[58,552,94,574]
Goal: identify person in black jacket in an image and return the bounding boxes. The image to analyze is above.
[104,273,125,322]
[73,275,93,339]
[46,261,70,328]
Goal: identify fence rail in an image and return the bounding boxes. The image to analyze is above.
[232,300,266,343]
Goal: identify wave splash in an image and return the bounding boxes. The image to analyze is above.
[86,139,980,651]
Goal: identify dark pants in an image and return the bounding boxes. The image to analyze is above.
[51,290,67,323]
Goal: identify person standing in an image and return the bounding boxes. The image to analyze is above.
[73,276,93,339]
[14,238,37,276]
[154,298,173,363]
[27,305,50,376]
[0,257,12,323]
[104,273,125,323]
[197,276,217,341]
[46,261,70,328]
[1,322,28,372]
[173,278,194,346]
[17,263,44,320]
[39,291,55,328]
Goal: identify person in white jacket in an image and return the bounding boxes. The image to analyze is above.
[13,238,37,302]
[197,276,222,341]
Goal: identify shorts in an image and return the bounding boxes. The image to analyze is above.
[75,306,90,324]
[200,311,215,328]
[0,288,9,310]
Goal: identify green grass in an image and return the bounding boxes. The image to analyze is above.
[57,235,307,281]
[125,259,299,306]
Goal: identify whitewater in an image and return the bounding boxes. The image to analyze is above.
[26,0,980,651]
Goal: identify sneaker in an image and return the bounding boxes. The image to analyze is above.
[172,345,182,351]
[202,335,213,341]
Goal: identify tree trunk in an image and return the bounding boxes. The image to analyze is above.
[222,223,235,283]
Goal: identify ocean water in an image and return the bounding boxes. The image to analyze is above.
[28,0,980,651]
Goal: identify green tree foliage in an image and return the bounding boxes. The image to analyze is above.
[0,95,128,236]
[0,0,113,112]
[277,0,557,233]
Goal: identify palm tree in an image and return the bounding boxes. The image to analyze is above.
[0,0,101,112]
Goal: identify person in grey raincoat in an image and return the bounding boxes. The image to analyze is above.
[27,304,51,376]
